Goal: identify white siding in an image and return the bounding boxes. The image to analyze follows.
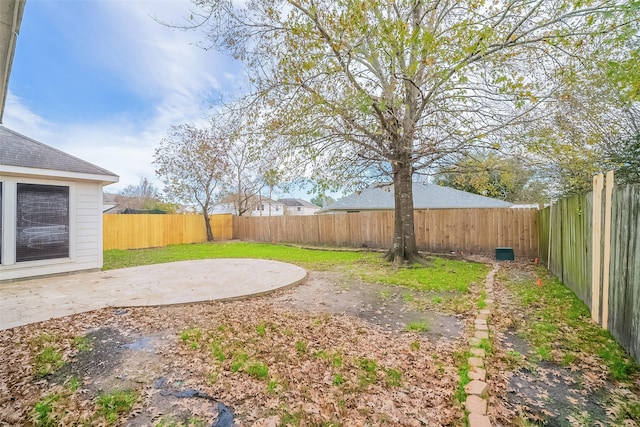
[0,177,105,281]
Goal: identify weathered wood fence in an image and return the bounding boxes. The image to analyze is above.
[103,214,233,250]
[538,175,640,362]
[233,208,540,257]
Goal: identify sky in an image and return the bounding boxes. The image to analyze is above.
[4,0,255,196]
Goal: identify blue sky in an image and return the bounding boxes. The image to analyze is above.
[5,0,247,194]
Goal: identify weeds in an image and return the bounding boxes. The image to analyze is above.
[503,269,638,381]
[96,390,137,424]
[406,320,430,332]
[34,347,65,377]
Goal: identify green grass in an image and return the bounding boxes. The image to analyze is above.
[103,242,366,271]
[32,394,60,427]
[358,256,489,292]
[103,242,489,295]
[73,336,92,352]
[180,328,203,349]
[406,320,430,332]
[503,268,638,381]
[294,340,307,355]
[231,352,249,372]
[96,390,138,424]
[246,362,269,380]
[454,350,471,403]
[34,347,65,377]
[357,358,378,387]
[384,368,402,387]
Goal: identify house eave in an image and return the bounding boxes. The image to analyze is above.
[0,164,119,185]
[0,0,26,123]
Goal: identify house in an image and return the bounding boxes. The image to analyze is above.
[278,198,320,216]
[213,195,285,217]
[0,127,119,280]
[317,182,512,213]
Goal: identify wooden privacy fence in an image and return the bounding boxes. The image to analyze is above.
[538,174,640,363]
[233,208,540,257]
[103,214,233,250]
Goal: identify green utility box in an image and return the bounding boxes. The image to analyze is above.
[495,247,514,261]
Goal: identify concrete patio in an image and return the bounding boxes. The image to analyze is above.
[0,258,307,330]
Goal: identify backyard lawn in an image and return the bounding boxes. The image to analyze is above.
[1,242,638,426]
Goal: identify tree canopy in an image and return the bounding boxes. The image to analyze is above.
[154,123,229,241]
[190,0,637,263]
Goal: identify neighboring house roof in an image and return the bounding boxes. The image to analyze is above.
[278,198,319,208]
[318,182,512,213]
[0,0,25,123]
[0,126,119,183]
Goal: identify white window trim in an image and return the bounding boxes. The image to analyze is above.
[0,177,76,268]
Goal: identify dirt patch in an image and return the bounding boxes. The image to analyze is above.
[488,264,640,427]
[500,331,610,426]
[273,271,463,339]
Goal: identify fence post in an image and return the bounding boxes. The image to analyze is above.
[591,173,604,324]
[601,171,614,329]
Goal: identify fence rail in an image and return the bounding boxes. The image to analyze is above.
[233,208,540,257]
[103,214,233,250]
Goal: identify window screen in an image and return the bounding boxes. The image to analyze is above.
[0,182,2,264]
[16,184,69,262]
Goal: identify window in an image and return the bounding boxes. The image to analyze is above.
[16,184,69,262]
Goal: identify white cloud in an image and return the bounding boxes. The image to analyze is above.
[4,0,247,193]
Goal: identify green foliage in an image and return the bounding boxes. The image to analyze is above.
[384,368,402,387]
[73,336,92,352]
[454,350,471,403]
[357,358,378,387]
[405,320,430,333]
[294,340,307,355]
[34,347,65,377]
[96,390,138,424]
[246,362,269,380]
[180,328,203,349]
[193,0,633,259]
[332,374,345,386]
[436,153,546,203]
[32,394,60,427]
[503,269,639,381]
[607,133,640,185]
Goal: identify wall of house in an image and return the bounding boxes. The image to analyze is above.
[284,206,319,216]
[0,176,104,281]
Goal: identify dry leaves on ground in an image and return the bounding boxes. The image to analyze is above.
[0,296,466,426]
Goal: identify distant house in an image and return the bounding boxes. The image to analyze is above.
[1,127,118,280]
[213,195,285,217]
[278,198,320,216]
[317,182,512,214]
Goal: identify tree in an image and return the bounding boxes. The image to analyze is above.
[118,177,178,212]
[222,138,264,216]
[310,194,336,208]
[192,0,633,265]
[519,28,640,196]
[435,153,547,204]
[154,124,229,241]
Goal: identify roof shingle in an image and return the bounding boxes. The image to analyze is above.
[319,182,512,212]
[0,126,117,178]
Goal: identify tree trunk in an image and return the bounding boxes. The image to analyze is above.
[385,158,423,266]
[203,211,214,242]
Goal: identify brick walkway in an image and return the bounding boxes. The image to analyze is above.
[465,263,498,427]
